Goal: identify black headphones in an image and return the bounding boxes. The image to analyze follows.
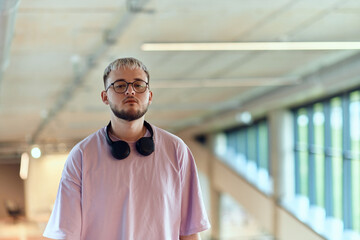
[105,121,155,160]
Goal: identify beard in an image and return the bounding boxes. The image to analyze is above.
[109,102,149,121]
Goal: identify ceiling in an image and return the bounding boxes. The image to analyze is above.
[1,0,360,161]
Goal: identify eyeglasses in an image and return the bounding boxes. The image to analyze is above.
[105,80,149,94]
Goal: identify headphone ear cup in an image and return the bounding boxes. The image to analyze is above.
[111,141,131,160]
[136,137,154,156]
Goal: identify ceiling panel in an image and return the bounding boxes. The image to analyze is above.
[225,51,335,78]
[1,0,360,159]
[0,113,41,141]
[294,11,360,41]
[244,0,341,41]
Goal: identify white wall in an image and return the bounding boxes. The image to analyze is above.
[0,163,25,218]
[24,154,67,222]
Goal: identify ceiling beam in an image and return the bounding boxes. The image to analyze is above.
[151,77,300,88]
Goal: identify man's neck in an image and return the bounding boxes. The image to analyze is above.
[110,117,146,142]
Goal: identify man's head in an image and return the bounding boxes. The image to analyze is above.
[101,57,152,122]
[103,57,150,88]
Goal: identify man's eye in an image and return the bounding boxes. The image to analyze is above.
[115,84,126,89]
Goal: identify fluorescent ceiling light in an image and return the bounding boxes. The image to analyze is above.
[141,42,360,51]
[20,152,29,180]
[151,77,300,89]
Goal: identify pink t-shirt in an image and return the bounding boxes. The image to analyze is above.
[43,123,210,240]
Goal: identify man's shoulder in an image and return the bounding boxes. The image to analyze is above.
[151,124,191,156]
[152,124,184,144]
[72,127,106,151]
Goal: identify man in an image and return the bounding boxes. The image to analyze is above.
[43,57,211,240]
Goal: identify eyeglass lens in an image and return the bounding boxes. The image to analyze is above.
[113,80,147,93]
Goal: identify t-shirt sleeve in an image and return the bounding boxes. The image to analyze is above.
[43,147,83,240]
[179,144,211,236]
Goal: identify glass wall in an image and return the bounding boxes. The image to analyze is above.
[350,91,360,235]
[214,119,272,195]
[293,89,360,239]
[213,88,359,239]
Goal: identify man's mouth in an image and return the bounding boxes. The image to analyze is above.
[124,97,138,104]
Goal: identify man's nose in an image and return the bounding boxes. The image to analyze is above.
[125,83,136,95]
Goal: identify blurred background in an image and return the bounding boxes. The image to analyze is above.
[0,0,359,239]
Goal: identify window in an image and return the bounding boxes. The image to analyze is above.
[349,91,360,233]
[313,103,325,208]
[294,108,309,197]
[293,88,360,237]
[331,97,343,220]
[216,119,271,194]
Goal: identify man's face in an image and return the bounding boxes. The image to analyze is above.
[101,67,152,121]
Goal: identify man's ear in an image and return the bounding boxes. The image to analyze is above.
[148,90,153,105]
[101,91,109,105]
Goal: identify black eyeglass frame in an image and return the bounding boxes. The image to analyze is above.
[105,79,149,93]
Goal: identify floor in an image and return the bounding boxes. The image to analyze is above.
[0,205,273,240]
[0,217,45,240]
[219,194,274,240]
